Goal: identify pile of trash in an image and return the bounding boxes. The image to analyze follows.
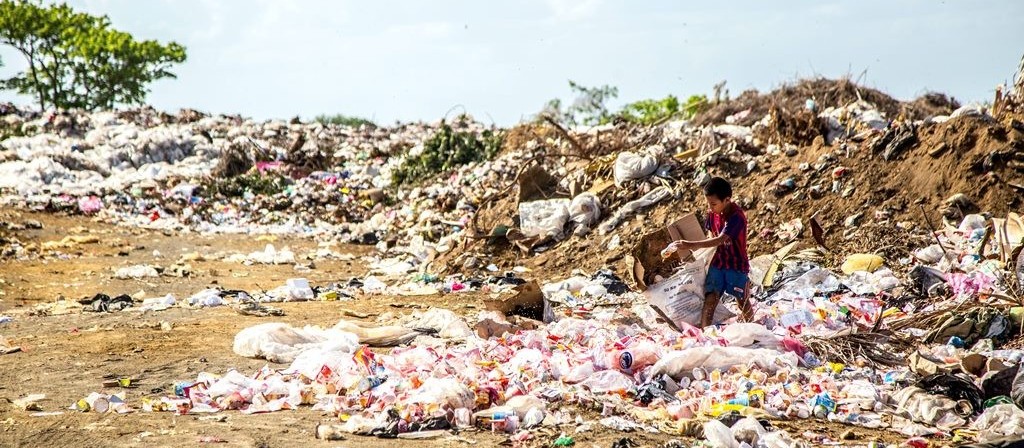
[5,70,1024,446]
[48,211,1024,446]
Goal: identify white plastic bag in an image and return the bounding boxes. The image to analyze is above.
[893,386,967,431]
[402,377,475,410]
[598,186,672,234]
[519,199,571,239]
[579,370,635,393]
[649,346,799,380]
[719,323,783,350]
[972,404,1024,441]
[613,151,658,186]
[232,322,359,363]
[402,307,475,339]
[643,247,734,328]
[568,193,601,227]
[702,419,739,448]
[730,416,766,445]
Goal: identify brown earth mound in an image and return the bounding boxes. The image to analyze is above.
[438,84,1023,284]
[692,78,960,128]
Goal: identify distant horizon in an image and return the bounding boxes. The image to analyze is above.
[2,0,1022,126]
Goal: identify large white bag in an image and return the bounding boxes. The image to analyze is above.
[643,247,734,328]
[519,199,571,240]
[613,151,658,186]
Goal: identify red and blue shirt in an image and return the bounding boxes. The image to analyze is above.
[705,203,750,273]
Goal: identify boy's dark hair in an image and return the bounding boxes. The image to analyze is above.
[703,177,732,199]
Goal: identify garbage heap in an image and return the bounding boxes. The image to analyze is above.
[4,74,1024,446]
[55,208,1022,447]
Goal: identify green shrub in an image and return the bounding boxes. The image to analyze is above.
[618,94,709,124]
[314,114,375,128]
[391,122,503,186]
[203,172,291,198]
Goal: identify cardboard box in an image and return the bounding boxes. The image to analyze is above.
[630,213,706,291]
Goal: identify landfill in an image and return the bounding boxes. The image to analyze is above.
[2,69,1024,448]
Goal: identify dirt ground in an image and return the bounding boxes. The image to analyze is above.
[1,211,912,447]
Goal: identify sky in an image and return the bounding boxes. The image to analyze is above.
[1,0,1022,125]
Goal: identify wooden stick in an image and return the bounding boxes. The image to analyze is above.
[919,204,953,262]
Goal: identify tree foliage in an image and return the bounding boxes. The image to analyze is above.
[542,80,619,127]
[0,0,186,110]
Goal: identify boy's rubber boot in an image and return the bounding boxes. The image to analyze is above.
[700,294,720,328]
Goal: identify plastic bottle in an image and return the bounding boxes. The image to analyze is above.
[607,343,659,374]
[802,352,822,367]
[490,411,507,432]
[454,408,472,428]
[813,392,836,413]
[728,393,750,406]
[357,376,386,393]
[947,336,965,348]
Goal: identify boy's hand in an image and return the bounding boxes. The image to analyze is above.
[660,243,678,259]
[661,241,692,259]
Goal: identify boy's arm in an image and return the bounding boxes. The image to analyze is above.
[677,234,729,249]
[663,234,728,256]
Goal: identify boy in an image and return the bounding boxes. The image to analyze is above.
[661,177,753,327]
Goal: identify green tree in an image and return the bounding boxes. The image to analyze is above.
[542,80,619,126]
[0,0,186,110]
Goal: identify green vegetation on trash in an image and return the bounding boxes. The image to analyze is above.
[542,80,710,126]
[0,0,186,110]
[203,172,291,198]
[619,94,710,124]
[313,114,376,128]
[391,119,504,186]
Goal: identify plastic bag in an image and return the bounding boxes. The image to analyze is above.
[719,323,783,350]
[971,404,1024,441]
[1011,365,1024,409]
[579,370,635,394]
[402,377,475,410]
[840,253,884,275]
[187,289,223,307]
[613,151,658,186]
[893,386,968,431]
[519,199,571,240]
[702,419,738,448]
[402,308,474,339]
[649,346,799,380]
[730,416,766,445]
[598,186,672,234]
[842,268,900,295]
[232,322,359,363]
[759,430,806,448]
[568,193,601,227]
[643,247,734,327]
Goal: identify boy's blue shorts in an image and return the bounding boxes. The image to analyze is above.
[705,266,748,298]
